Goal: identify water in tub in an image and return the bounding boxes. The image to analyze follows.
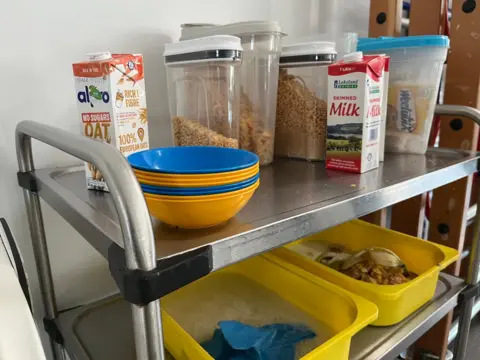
[162,273,334,359]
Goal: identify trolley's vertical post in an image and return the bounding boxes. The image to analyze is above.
[16,121,166,360]
[429,105,480,360]
[454,188,480,359]
[16,133,65,360]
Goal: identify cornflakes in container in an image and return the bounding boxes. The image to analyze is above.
[72,52,149,191]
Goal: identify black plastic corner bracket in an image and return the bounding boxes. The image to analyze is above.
[17,171,38,192]
[458,283,480,304]
[108,243,212,306]
[43,318,64,345]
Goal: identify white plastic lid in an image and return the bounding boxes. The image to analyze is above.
[164,35,242,64]
[87,52,112,61]
[281,41,336,57]
[343,51,363,63]
[180,21,285,41]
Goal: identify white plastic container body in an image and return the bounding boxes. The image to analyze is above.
[166,61,241,149]
[362,46,448,154]
[238,33,282,165]
[276,63,331,161]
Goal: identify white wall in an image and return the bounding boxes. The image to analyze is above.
[1,0,369,358]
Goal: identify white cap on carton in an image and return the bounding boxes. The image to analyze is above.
[87,52,112,61]
[343,51,363,63]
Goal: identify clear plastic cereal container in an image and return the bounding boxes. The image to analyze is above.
[163,36,242,148]
[181,21,285,165]
[276,41,337,161]
[357,36,450,154]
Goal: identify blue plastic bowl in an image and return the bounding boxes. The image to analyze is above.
[128,147,259,174]
[141,173,260,196]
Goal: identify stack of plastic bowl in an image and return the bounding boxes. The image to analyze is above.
[127,146,260,229]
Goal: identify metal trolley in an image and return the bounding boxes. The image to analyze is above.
[15,105,480,360]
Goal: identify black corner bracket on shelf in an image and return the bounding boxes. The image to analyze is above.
[43,318,64,345]
[458,283,480,304]
[17,171,38,192]
[108,243,213,306]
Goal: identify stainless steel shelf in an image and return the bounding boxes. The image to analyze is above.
[35,148,480,272]
[55,273,465,360]
[350,273,466,360]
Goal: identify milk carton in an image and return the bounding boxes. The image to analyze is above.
[73,52,149,191]
[326,52,385,173]
[364,55,390,162]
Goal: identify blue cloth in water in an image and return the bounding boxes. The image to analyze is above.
[201,321,316,360]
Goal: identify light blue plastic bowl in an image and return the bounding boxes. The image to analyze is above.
[128,146,259,174]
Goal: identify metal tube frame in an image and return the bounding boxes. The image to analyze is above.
[434,105,480,360]
[15,121,165,360]
[13,105,480,360]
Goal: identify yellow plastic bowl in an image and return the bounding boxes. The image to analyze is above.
[134,162,259,178]
[144,180,259,228]
[135,165,259,187]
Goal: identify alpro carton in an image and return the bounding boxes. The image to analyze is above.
[326,52,385,173]
[73,52,149,191]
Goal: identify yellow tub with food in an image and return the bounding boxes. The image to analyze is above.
[161,253,378,360]
[271,220,459,326]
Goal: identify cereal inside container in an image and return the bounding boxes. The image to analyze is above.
[276,41,337,161]
[163,36,242,148]
[180,21,285,165]
[357,36,450,155]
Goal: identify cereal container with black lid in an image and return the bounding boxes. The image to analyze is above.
[164,35,242,148]
[275,41,337,161]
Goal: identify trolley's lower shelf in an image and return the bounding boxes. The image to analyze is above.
[56,273,465,360]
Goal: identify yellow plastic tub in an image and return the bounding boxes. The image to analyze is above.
[160,253,378,360]
[272,220,459,326]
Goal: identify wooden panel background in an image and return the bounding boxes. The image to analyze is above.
[411,1,480,359]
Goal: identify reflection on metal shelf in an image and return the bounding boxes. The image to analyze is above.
[448,297,480,344]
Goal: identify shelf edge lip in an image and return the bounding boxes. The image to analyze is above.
[210,157,478,271]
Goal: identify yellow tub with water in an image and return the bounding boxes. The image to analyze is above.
[160,253,378,360]
[272,220,459,326]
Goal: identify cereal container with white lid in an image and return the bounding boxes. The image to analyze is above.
[180,21,285,165]
[276,41,337,161]
[357,36,450,154]
[164,35,242,148]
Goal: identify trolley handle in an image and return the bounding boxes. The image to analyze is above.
[15,120,156,272]
[435,104,480,126]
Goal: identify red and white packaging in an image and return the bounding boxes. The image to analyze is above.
[365,55,390,162]
[73,52,149,191]
[326,52,385,173]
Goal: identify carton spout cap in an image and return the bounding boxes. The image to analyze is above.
[87,52,112,61]
[343,51,363,63]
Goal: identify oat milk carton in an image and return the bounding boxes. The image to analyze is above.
[326,52,385,173]
[73,52,149,191]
